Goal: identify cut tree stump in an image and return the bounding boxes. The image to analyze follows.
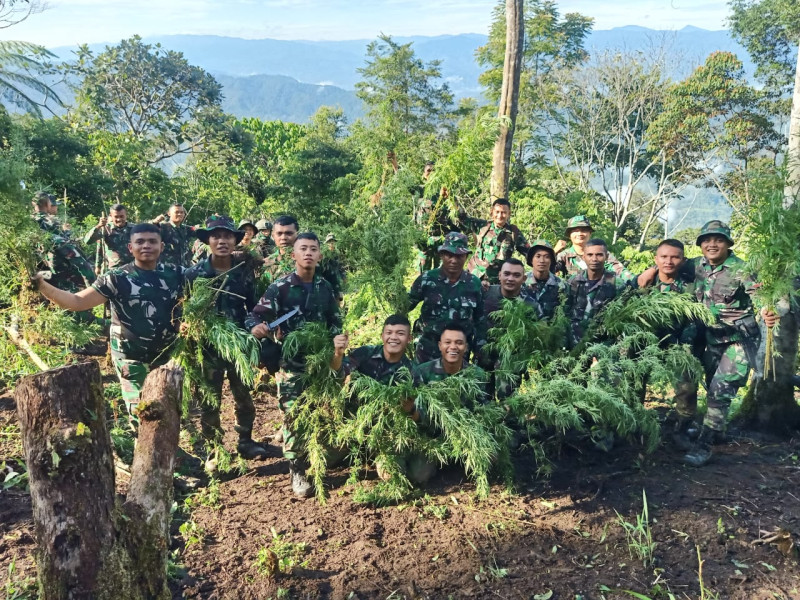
[15,361,182,600]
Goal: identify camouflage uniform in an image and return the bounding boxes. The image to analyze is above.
[33,211,64,236]
[343,344,413,385]
[526,272,566,321]
[408,252,487,365]
[412,359,488,402]
[565,270,629,348]
[554,216,632,280]
[83,224,135,269]
[245,271,342,461]
[691,225,759,432]
[467,222,531,284]
[185,252,258,440]
[159,222,198,267]
[92,263,184,411]
[258,248,296,294]
[413,189,482,274]
[318,243,346,302]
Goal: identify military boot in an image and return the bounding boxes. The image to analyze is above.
[289,459,313,498]
[671,416,699,452]
[236,431,268,460]
[683,427,716,467]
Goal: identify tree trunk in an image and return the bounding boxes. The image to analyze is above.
[15,361,182,599]
[490,0,524,201]
[784,36,800,206]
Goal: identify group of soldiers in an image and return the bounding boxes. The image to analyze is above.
[29,186,776,498]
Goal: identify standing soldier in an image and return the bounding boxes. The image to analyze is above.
[565,238,630,348]
[253,219,275,257]
[468,198,531,287]
[185,215,268,459]
[408,232,487,364]
[153,203,197,267]
[32,224,184,417]
[31,191,65,235]
[237,219,258,249]
[683,221,777,466]
[554,215,630,279]
[260,215,300,289]
[245,232,342,497]
[525,240,566,321]
[83,203,134,269]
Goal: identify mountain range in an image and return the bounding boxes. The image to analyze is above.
[49,26,756,124]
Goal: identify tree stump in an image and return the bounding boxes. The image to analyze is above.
[15,361,182,600]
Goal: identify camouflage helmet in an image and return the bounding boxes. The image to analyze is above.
[526,239,556,272]
[696,220,734,247]
[196,214,245,244]
[437,231,471,255]
[565,215,593,236]
[325,233,336,243]
[238,219,257,231]
[255,218,272,232]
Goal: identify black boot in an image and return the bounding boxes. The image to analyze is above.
[683,427,717,467]
[671,415,699,451]
[289,459,313,498]
[237,431,268,460]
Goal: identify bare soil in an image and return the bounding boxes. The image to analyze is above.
[2,374,800,600]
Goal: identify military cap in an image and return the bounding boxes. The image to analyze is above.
[565,215,593,236]
[33,191,61,207]
[526,239,556,272]
[196,214,245,244]
[255,219,272,232]
[437,231,471,255]
[696,220,734,247]
[238,219,257,231]
[325,233,336,243]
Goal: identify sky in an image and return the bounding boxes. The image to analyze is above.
[2,0,732,48]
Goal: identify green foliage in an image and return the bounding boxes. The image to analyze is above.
[616,489,656,568]
[0,40,63,117]
[282,322,345,504]
[256,528,309,575]
[338,366,512,504]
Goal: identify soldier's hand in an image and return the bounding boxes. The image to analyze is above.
[97,216,107,228]
[761,308,779,328]
[637,266,657,288]
[153,214,166,224]
[481,279,490,292]
[440,187,449,199]
[29,272,44,291]
[251,323,270,339]
[333,333,349,356]
[553,239,568,254]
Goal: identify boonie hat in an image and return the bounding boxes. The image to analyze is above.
[196,214,245,244]
[565,215,593,236]
[696,220,734,247]
[438,232,471,255]
[526,239,556,273]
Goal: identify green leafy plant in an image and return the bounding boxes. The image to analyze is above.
[616,489,656,568]
[3,555,37,600]
[254,528,309,576]
[178,519,205,551]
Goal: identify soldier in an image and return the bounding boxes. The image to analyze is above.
[31,191,64,235]
[260,215,299,289]
[682,221,777,466]
[338,314,414,385]
[554,215,631,279]
[237,219,258,249]
[413,161,456,274]
[33,224,183,416]
[408,232,487,364]
[253,219,275,257]
[246,232,342,497]
[413,321,488,388]
[634,239,702,448]
[565,238,630,348]
[525,240,566,321]
[185,215,267,460]
[153,203,197,267]
[468,198,531,287]
[83,203,135,269]
[318,233,346,303]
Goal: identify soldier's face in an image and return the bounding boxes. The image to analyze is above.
[492,204,510,227]
[208,230,236,257]
[241,226,256,244]
[293,238,321,269]
[46,200,58,215]
[273,224,298,248]
[110,209,127,227]
[129,232,163,262]
[169,206,186,225]
[439,330,467,368]
[530,250,552,276]
[499,263,525,295]
[655,244,684,277]
[570,227,592,246]
[423,164,434,179]
[700,235,731,265]
[439,251,468,277]
[584,244,607,272]
[382,325,410,356]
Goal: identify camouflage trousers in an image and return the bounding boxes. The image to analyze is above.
[703,342,749,431]
[111,351,152,414]
[276,367,306,461]
[199,350,256,442]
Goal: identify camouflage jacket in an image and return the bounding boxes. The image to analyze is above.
[245,271,342,336]
[159,222,198,267]
[525,271,566,321]
[414,195,482,250]
[635,269,699,346]
[46,236,96,292]
[691,253,758,344]
[33,212,63,235]
[467,222,530,283]
[92,263,184,362]
[344,344,414,385]
[184,256,257,328]
[253,232,275,257]
[555,245,632,280]
[260,248,296,287]
[408,268,487,350]
[84,224,135,269]
[566,270,628,346]
[318,251,346,299]
[483,284,542,321]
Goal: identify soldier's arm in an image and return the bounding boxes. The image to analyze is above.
[606,251,634,282]
[83,226,102,246]
[245,283,280,334]
[514,229,531,256]
[34,275,106,312]
[408,274,425,309]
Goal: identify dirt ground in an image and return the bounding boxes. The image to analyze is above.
[2,370,800,600]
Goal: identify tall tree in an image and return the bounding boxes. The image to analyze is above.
[0,40,62,116]
[489,0,524,200]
